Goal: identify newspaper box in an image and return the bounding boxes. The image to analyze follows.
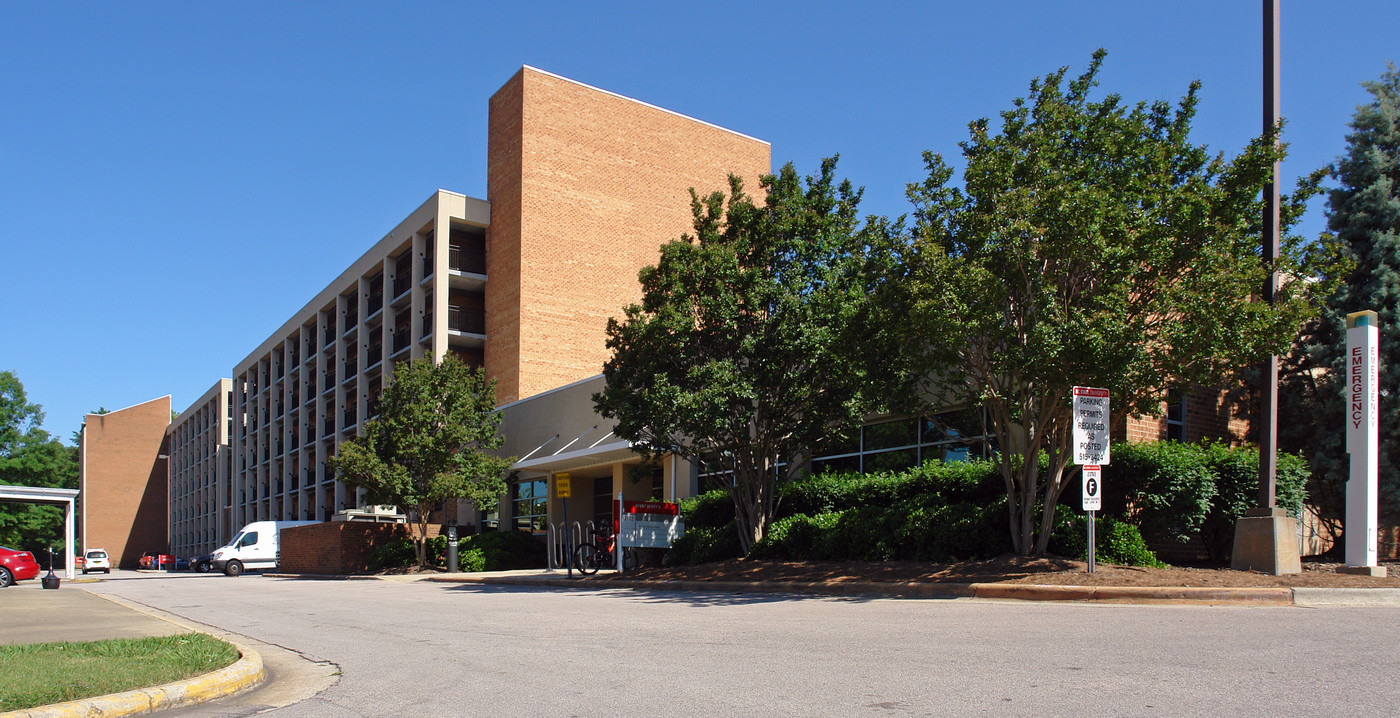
[616,500,686,549]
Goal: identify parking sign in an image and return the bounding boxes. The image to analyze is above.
[1072,387,1110,465]
[1082,465,1102,511]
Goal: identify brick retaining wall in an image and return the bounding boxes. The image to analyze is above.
[280,522,409,575]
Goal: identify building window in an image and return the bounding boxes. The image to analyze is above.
[593,478,613,527]
[511,479,547,532]
[1166,389,1186,442]
[809,408,994,476]
[480,505,499,532]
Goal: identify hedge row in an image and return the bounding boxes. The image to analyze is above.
[1101,442,1307,561]
[670,441,1305,567]
[368,530,547,572]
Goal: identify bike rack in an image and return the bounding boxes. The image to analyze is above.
[545,520,601,570]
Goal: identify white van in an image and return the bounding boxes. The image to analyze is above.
[211,521,319,576]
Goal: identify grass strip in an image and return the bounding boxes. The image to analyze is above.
[0,632,240,712]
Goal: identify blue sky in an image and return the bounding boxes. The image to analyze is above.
[2,2,1397,442]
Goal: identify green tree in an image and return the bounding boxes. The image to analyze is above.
[0,371,79,552]
[329,356,513,568]
[594,158,895,555]
[1281,63,1400,544]
[896,51,1337,555]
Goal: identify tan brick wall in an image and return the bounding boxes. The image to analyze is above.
[486,67,772,403]
[80,397,171,569]
[486,74,525,403]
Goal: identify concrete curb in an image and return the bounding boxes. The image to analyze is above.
[1292,587,1400,607]
[0,645,264,718]
[0,591,268,718]
[417,573,1397,607]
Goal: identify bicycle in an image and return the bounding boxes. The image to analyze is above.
[573,525,639,575]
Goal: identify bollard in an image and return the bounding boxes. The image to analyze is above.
[42,546,60,588]
[446,522,458,573]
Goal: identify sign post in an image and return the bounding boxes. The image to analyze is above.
[1344,311,1383,573]
[1073,387,1111,573]
[555,473,574,578]
[1082,465,1102,573]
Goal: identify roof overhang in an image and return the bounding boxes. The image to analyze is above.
[510,440,638,475]
[0,486,80,505]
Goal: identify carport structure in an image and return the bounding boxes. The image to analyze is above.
[0,485,79,579]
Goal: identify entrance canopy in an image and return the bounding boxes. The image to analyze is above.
[0,485,80,579]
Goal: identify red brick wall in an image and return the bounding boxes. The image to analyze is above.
[80,397,171,569]
[280,521,409,575]
[1122,385,1251,446]
[279,521,447,574]
[485,67,772,404]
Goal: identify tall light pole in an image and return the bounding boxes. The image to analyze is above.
[1258,0,1281,511]
[1231,0,1301,575]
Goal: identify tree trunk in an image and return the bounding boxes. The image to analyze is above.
[415,505,431,568]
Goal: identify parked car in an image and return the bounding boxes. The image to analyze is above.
[190,554,213,573]
[138,552,158,570]
[174,556,189,571]
[0,545,41,588]
[82,548,111,574]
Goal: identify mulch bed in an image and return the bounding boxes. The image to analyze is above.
[601,555,1400,589]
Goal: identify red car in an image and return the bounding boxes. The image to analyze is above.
[0,545,41,588]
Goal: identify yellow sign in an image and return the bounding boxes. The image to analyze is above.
[554,472,571,499]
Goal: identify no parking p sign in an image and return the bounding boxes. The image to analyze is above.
[1082,466,1102,511]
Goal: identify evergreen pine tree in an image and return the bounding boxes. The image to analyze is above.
[1282,64,1400,544]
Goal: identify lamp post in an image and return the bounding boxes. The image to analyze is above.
[1231,0,1301,575]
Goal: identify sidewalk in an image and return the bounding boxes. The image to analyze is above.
[0,581,266,718]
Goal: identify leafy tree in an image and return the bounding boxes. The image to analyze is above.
[329,356,512,568]
[1280,64,1400,544]
[594,158,895,555]
[0,371,79,552]
[895,51,1338,555]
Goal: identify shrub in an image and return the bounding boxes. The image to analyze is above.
[679,490,736,528]
[459,530,547,571]
[425,535,448,567]
[458,547,487,572]
[778,459,1001,519]
[1199,443,1308,562]
[749,500,1011,563]
[1104,442,1216,544]
[367,537,416,571]
[749,512,842,561]
[665,521,743,566]
[909,501,1013,562]
[1048,508,1165,567]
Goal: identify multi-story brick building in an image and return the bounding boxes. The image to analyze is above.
[168,379,232,558]
[106,65,1257,562]
[79,396,171,568]
[224,66,771,532]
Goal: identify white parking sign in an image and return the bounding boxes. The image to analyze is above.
[1082,465,1102,511]
[1072,386,1110,465]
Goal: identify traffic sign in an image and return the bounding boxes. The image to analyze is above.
[554,472,571,499]
[1082,465,1102,511]
[1072,386,1111,465]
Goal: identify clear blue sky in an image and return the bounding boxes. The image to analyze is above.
[2,2,1397,443]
